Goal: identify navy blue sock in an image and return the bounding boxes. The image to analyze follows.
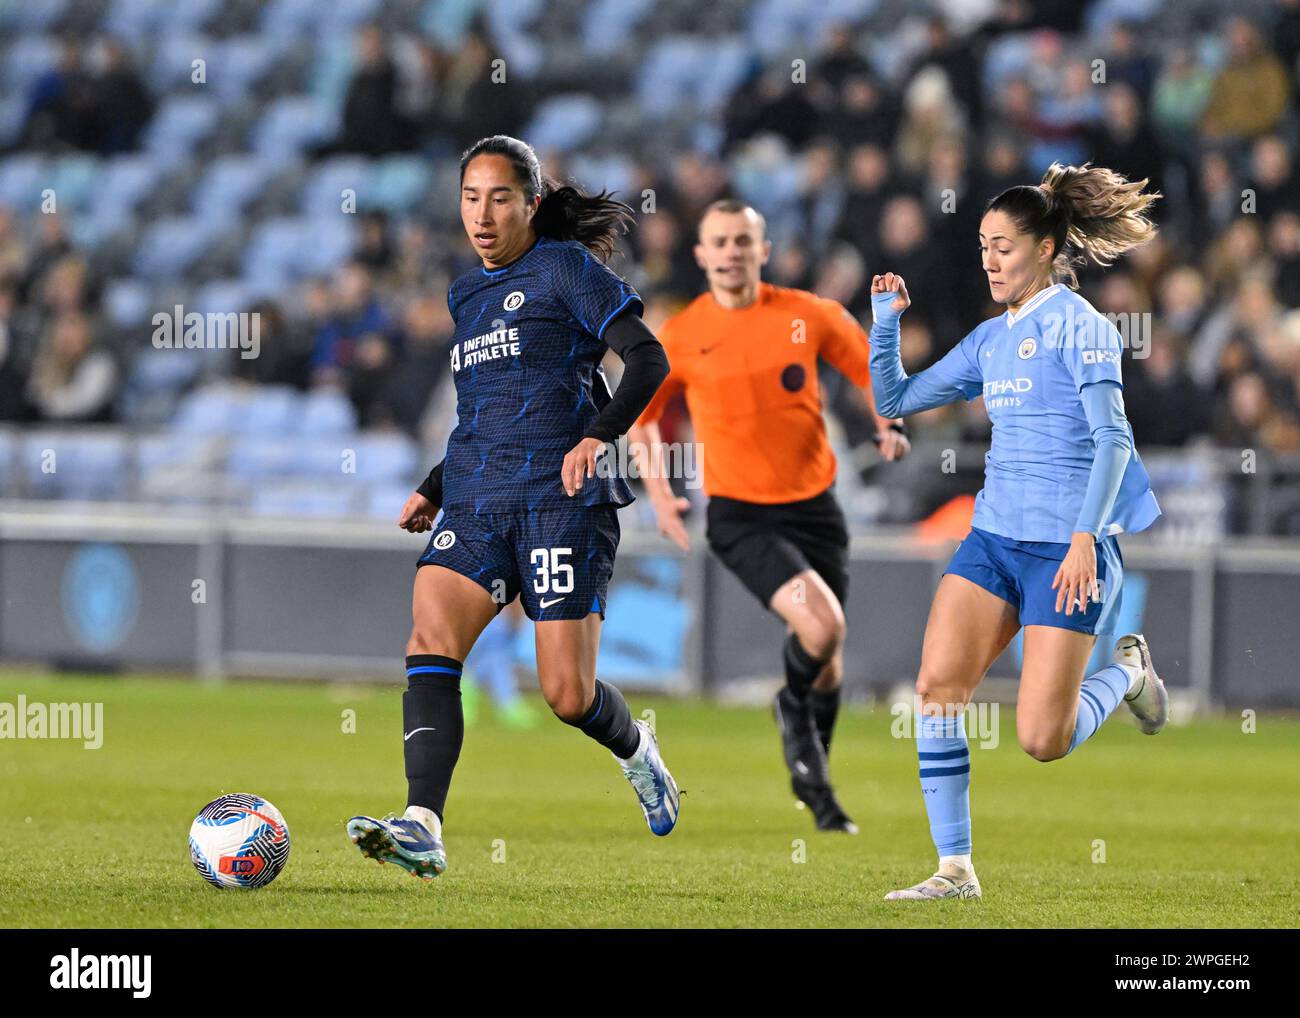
[564,680,639,759]
[403,654,464,823]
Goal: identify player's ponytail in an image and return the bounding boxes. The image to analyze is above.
[460,134,634,262]
[986,163,1161,288]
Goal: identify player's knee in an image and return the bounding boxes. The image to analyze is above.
[405,627,458,660]
[795,603,845,660]
[915,669,970,712]
[543,682,590,724]
[1018,728,1069,762]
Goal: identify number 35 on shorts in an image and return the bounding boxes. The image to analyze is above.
[530,547,574,595]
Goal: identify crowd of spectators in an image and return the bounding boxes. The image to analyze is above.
[1,2,1298,527]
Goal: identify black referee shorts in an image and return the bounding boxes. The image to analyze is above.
[705,487,850,611]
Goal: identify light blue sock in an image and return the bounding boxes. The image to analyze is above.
[918,713,971,856]
[1067,664,1131,755]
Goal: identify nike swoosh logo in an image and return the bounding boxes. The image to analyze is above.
[403,727,436,741]
[539,596,565,608]
[699,345,718,354]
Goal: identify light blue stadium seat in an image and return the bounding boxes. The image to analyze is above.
[365,481,415,521]
[173,386,244,434]
[143,95,221,163]
[368,156,432,213]
[349,433,419,481]
[567,153,636,199]
[237,386,299,435]
[299,156,371,216]
[243,216,309,292]
[299,388,357,436]
[104,0,171,38]
[47,154,99,216]
[102,278,154,328]
[637,37,714,118]
[296,433,416,481]
[160,0,222,35]
[583,0,654,56]
[982,34,1034,94]
[249,96,338,160]
[299,215,356,275]
[148,33,212,93]
[263,0,380,40]
[0,0,70,31]
[249,480,359,518]
[227,435,303,478]
[136,431,211,472]
[420,0,480,48]
[213,35,285,105]
[21,431,130,500]
[2,34,59,93]
[523,95,603,153]
[0,155,46,210]
[191,278,255,316]
[697,37,751,115]
[191,154,275,219]
[296,435,359,478]
[134,215,222,280]
[75,155,160,246]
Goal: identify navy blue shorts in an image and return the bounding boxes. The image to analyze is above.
[944,526,1124,636]
[416,506,620,622]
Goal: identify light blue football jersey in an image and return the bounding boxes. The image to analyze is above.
[897,284,1160,543]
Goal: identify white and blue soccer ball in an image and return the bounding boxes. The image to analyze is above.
[188,793,291,889]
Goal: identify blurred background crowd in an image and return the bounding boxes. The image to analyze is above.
[0,0,1298,534]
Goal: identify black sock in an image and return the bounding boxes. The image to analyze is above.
[564,680,640,759]
[403,654,464,823]
[783,634,824,702]
[808,687,841,754]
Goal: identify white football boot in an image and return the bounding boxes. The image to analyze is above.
[1114,633,1169,735]
[885,860,982,900]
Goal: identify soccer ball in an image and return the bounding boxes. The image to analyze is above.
[188,793,291,889]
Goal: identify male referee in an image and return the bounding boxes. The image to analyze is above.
[630,199,908,832]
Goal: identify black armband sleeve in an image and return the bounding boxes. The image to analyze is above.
[583,312,670,444]
[415,460,444,505]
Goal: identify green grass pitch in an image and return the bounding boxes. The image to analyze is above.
[1,670,1296,928]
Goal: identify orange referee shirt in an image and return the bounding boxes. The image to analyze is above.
[637,282,875,504]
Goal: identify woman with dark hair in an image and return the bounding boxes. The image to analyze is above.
[869,163,1166,901]
[348,136,679,880]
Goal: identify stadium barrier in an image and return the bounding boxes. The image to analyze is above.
[1,504,1297,708]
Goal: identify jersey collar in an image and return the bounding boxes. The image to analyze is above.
[1003,283,1064,327]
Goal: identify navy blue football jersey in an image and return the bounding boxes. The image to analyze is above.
[441,235,642,513]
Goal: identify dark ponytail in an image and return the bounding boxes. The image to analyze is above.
[986,162,1161,288]
[459,135,634,262]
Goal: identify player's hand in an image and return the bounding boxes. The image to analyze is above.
[398,491,437,533]
[651,494,692,551]
[1052,533,1098,616]
[876,427,910,462]
[871,272,910,314]
[562,437,607,497]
